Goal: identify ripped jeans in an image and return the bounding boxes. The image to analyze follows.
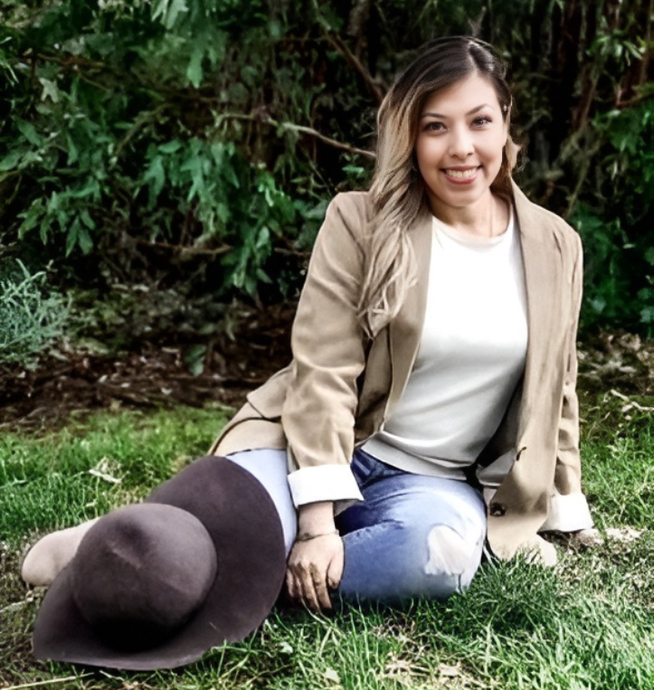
[226,448,487,604]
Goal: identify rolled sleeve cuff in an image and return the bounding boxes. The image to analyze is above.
[539,492,594,532]
[287,464,364,509]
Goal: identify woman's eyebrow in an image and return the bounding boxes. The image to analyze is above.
[420,104,494,119]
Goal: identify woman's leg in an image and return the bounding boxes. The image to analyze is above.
[336,450,486,603]
[225,449,297,556]
[22,449,296,586]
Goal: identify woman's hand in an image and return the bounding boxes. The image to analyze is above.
[286,533,344,610]
[285,501,344,611]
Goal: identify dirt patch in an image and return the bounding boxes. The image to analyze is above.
[0,302,295,434]
[578,331,654,397]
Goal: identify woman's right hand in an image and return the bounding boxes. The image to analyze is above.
[285,501,344,611]
[286,533,344,610]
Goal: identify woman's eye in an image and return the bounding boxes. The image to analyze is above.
[424,121,444,132]
[472,116,492,127]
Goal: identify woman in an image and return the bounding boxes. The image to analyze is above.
[24,37,593,616]
[207,35,594,609]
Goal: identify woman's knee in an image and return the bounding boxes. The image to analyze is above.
[424,523,484,586]
[381,489,486,576]
[396,517,484,587]
[339,516,484,602]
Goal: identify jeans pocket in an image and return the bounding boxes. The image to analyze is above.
[351,449,404,490]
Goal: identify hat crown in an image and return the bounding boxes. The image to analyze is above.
[71,503,217,650]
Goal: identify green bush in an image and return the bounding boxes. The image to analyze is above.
[0,260,68,367]
[0,0,652,340]
[572,98,654,334]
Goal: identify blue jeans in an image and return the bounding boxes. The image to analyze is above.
[226,448,487,603]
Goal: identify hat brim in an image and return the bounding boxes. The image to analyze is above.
[33,456,286,670]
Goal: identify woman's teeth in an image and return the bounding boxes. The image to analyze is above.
[445,168,477,179]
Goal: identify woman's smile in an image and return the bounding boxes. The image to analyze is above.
[442,166,480,183]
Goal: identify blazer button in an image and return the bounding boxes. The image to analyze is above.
[490,502,506,517]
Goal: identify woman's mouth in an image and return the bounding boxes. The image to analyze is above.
[442,167,480,183]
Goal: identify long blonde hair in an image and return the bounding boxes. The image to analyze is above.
[358,37,520,338]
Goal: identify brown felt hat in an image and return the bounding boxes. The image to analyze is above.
[32,456,286,670]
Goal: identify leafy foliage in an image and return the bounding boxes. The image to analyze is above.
[0,0,652,343]
[0,0,338,307]
[571,98,654,334]
[0,260,68,367]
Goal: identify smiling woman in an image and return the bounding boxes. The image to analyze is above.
[22,36,594,671]
[416,75,509,233]
[213,37,594,609]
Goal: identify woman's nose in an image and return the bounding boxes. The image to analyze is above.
[448,127,474,158]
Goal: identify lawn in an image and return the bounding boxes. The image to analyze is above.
[1,386,653,690]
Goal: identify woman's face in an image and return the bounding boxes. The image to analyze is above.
[414,73,508,217]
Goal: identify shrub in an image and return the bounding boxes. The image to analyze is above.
[0,261,68,368]
[0,0,652,340]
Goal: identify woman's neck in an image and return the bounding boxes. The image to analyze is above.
[430,193,509,238]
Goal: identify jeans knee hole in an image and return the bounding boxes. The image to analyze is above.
[424,525,476,577]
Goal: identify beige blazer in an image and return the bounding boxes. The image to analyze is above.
[211,182,593,560]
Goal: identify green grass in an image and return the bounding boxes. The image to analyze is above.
[1,406,230,545]
[2,392,653,690]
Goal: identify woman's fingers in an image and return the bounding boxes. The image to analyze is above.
[301,564,325,611]
[311,563,333,610]
[286,535,343,611]
[285,562,321,610]
[285,567,299,602]
[326,544,345,591]
[290,555,328,611]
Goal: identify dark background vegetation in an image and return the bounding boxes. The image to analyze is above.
[1,0,653,373]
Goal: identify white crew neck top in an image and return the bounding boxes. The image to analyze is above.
[362,211,528,479]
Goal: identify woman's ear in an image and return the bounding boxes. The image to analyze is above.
[504,135,520,171]
[502,106,511,146]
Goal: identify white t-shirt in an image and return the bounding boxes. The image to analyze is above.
[362,212,528,479]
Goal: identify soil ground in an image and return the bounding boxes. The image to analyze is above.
[0,314,652,686]
[0,303,295,434]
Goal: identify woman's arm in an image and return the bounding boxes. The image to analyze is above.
[283,193,371,507]
[542,232,594,531]
[281,193,371,608]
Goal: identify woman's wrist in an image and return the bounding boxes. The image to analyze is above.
[297,501,336,536]
[296,529,340,542]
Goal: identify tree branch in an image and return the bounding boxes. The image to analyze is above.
[114,104,169,160]
[323,31,385,105]
[135,239,231,256]
[276,120,375,159]
[638,0,653,89]
[215,112,376,159]
[615,89,654,110]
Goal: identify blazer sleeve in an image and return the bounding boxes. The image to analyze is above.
[541,232,594,531]
[282,193,370,508]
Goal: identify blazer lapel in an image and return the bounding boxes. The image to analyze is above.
[512,183,563,438]
[387,209,433,415]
